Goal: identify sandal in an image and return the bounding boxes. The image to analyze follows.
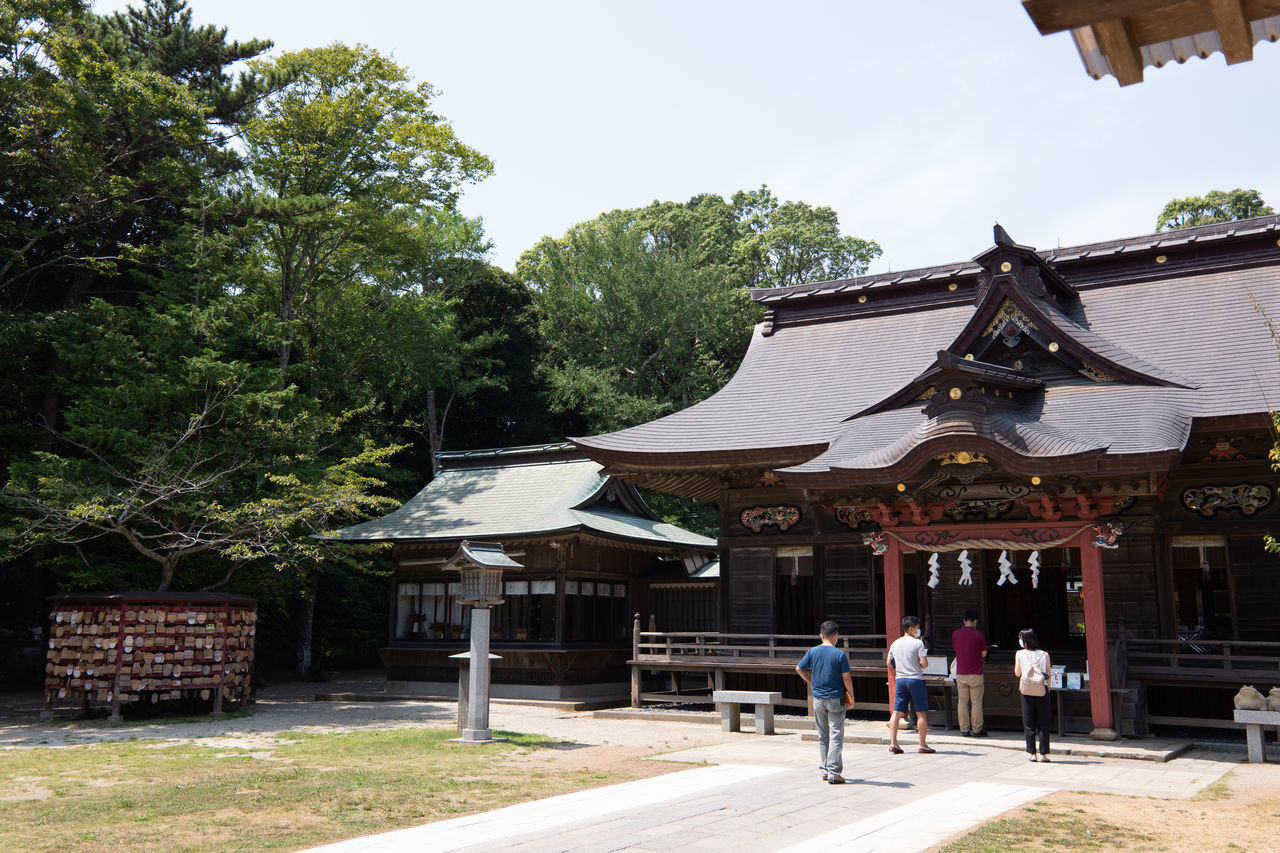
[889,745,904,754]
[1039,755,1051,763]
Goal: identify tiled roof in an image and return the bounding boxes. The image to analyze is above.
[575,217,1280,479]
[333,446,715,551]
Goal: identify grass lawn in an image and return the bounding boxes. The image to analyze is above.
[0,727,631,852]
[936,801,1155,852]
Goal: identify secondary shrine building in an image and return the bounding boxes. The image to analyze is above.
[334,443,716,701]
[575,218,1280,738]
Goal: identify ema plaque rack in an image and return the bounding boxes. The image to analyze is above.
[43,592,256,721]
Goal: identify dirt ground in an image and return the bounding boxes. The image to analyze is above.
[1014,763,1280,852]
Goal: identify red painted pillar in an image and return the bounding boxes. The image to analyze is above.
[883,536,905,697]
[1078,539,1118,740]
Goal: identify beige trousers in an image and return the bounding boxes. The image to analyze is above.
[956,673,985,732]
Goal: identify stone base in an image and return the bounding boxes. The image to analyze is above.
[449,733,509,746]
[1089,727,1120,741]
[387,679,629,702]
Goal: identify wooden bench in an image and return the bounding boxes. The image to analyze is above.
[1234,709,1280,763]
[713,689,781,734]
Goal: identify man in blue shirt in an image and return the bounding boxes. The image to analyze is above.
[796,620,854,784]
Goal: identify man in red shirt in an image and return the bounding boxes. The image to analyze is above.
[951,609,989,736]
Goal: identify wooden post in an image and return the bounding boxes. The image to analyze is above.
[109,601,126,723]
[883,535,905,698]
[1079,540,1118,740]
[631,613,641,708]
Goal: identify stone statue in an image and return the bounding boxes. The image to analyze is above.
[1233,685,1267,710]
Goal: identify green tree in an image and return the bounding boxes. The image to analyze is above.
[231,43,499,673]
[0,300,401,592]
[0,0,276,310]
[236,42,493,374]
[521,216,758,433]
[1156,188,1274,231]
[426,258,565,451]
[519,188,879,434]
[731,186,882,288]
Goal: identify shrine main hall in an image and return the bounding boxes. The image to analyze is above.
[575,217,1280,738]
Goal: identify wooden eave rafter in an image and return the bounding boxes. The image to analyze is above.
[1211,0,1255,63]
[1093,15,1146,85]
[1023,0,1280,86]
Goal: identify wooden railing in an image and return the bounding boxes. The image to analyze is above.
[1125,638,1280,683]
[628,616,888,708]
[633,629,885,663]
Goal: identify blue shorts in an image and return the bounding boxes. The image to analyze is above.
[893,677,928,713]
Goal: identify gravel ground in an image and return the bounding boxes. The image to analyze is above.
[0,671,745,752]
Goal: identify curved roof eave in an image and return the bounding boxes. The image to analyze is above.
[339,520,716,553]
[568,439,830,473]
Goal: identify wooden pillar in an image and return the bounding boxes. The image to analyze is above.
[883,536,905,697]
[1079,540,1118,740]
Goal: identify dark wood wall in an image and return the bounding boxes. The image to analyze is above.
[1230,534,1280,640]
[822,545,875,635]
[1100,533,1160,636]
[724,547,774,633]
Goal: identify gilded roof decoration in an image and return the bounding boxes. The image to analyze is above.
[937,451,990,466]
[1080,364,1119,383]
[915,385,938,401]
[982,299,1038,338]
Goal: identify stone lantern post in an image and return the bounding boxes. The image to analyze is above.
[443,540,522,743]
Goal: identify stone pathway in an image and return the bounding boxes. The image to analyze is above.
[300,726,1239,853]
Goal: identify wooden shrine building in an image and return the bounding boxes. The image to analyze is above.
[333,443,716,701]
[575,217,1280,738]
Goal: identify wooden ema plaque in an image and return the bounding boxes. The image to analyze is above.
[43,595,256,720]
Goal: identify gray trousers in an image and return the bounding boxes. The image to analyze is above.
[814,696,846,776]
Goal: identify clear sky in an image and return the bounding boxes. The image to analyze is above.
[95,0,1280,276]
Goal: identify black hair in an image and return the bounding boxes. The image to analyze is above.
[1019,628,1040,651]
[819,620,839,638]
[901,615,920,631]
[963,609,979,622]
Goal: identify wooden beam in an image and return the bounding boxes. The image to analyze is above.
[1210,0,1253,64]
[1022,0,1180,35]
[1093,18,1146,85]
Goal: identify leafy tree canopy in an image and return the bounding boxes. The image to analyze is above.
[519,188,878,434]
[0,0,279,311]
[0,299,401,591]
[1156,188,1274,231]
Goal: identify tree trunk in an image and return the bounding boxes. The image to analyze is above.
[426,387,441,476]
[295,569,320,679]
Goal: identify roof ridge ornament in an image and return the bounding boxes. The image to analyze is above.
[973,225,1077,305]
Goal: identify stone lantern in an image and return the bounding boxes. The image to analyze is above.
[443,540,522,743]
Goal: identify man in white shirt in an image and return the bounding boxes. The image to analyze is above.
[887,615,935,754]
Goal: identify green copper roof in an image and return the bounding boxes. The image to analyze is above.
[333,446,715,552]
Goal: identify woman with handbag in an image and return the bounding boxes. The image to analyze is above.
[1014,628,1052,762]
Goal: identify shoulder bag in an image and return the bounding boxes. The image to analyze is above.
[1018,651,1048,697]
